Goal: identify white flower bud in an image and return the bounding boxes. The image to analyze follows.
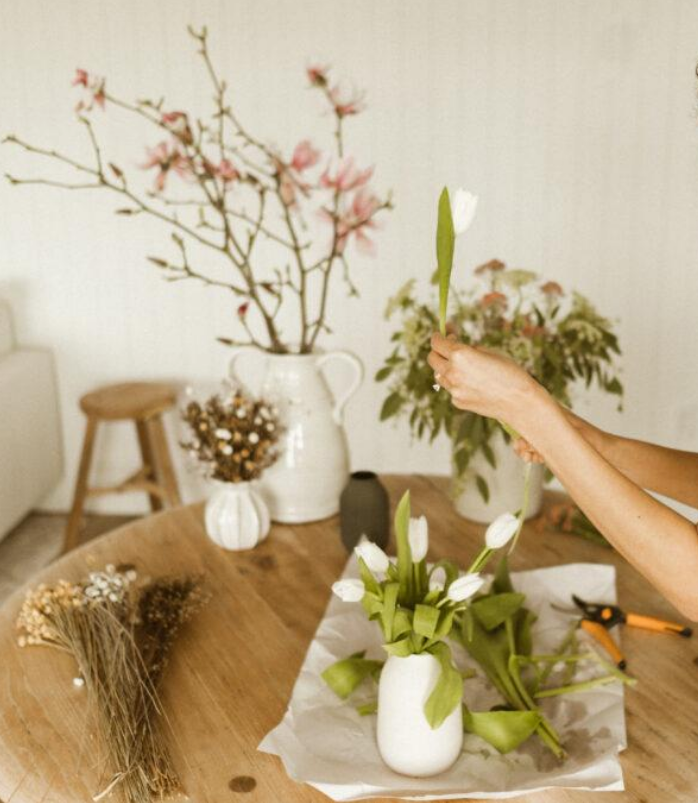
[451,188,479,235]
[215,428,232,440]
[429,566,446,592]
[485,512,520,549]
[331,578,365,603]
[447,573,485,602]
[408,516,428,563]
[354,541,390,574]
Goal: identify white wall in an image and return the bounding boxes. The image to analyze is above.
[2,0,698,514]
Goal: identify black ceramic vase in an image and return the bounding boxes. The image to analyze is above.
[339,471,390,553]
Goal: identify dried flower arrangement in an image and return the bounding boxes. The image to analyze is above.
[180,388,281,483]
[3,26,393,354]
[16,565,208,803]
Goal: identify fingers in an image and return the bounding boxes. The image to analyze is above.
[430,332,460,358]
[427,350,449,376]
[513,438,545,465]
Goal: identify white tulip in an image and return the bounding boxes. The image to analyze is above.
[450,188,479,235]
[331,578,365,602]
[408,515,429,563]
[429,566,446,592]
[485,512,520,550]
[447,573,486,602]
[354,540,390,574]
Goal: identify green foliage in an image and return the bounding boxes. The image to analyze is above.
[424,642,463,729]
[436,187,456,335]
[462,708,542,754]
[321,652,384,699]
[376,263,623,493]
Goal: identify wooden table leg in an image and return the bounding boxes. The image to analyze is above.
[62,416,98,554]
[135,420,164,512]
[147,415,182,508]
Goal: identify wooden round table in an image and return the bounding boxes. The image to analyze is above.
[1,476,696,802]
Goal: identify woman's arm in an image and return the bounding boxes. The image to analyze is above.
[428,334,698,621]
[561,410,698,510]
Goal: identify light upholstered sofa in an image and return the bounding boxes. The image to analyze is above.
[0,301,62,540]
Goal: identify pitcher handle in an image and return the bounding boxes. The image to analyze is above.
[228,346,266,394]
[316,350,364,425]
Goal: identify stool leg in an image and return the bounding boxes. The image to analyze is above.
[135,420,163,512]
[147,415,182,508]
[62,417,98,554]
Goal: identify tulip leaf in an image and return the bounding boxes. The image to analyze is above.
[357,701,378,716]
[383,635,415,657]
[493,557,514,594]
[380,582,400,642]
[434,608,457,640]
[462,708,542,753]
[436,186,455,336]
[357,557,381,596]
[361,591,383,620]
[472,593,526,631]
[322,653,384,700]
[413,604,440,639]
[424,642,463,729]
[394,491,412,602]
[392,608,413,639]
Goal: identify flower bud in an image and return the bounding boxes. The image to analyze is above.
[447,573,485,602]
[408,515,428,563]
[354,541,390,574]
[331,578,365,602]
[485,512,520,550]
[451,188,478,235]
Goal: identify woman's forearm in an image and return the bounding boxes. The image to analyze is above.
[517,392,698,621]
[565,410,698,509]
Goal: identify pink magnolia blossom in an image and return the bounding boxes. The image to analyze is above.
[72,69,106,112]
[215,158,239,184]
[140,141,189,192]
[291,140,320,172]
[72,69,89,88]
[320,157,373,193]
[335,189,381,255]
[161,110,193,144]
[307,64,329,87]
[329,85,365,117]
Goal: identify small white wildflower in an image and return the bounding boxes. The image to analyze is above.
[215,428,232,440]
[220,444,233,456]
[248,432,260,444]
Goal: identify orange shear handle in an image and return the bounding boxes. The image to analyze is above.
[625,612,692,636]
[581,620,626,669]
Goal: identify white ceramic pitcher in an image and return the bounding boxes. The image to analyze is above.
[229,348,363,523]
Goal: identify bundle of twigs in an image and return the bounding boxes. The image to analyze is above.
[16,565,208,802]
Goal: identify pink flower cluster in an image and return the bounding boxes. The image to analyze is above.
[72,69,106,112]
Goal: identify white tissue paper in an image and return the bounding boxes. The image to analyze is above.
[259,561,626,800]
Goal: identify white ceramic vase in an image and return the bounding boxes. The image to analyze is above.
[229,348,363,523]
[376,654,463,777]
[453,428,544,524]
[204,481,270,550]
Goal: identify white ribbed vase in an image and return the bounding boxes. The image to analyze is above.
[204,481,270,551]
[377,654,463,777]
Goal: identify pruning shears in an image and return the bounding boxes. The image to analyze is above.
[572,594,693,670]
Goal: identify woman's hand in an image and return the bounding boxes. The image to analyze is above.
[427,332,546,432]
[513,437,545,464]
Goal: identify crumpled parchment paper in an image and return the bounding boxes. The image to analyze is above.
[259,561,626,800]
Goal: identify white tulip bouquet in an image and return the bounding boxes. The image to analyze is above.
[323,490,635,758]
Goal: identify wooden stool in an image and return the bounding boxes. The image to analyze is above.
[62,382,182,554]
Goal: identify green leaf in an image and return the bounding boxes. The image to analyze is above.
[394,491,412,603]
[357,701,378,716]
[357,557,380,596]
[424,642,463,729]
[472,593,526,631]
[392,608,413,639]
[454,447,470,476]
[322,654,384,699]
[383,636,415,657]
[436,186,456,335]
[413,604,441,639]
[493,557,513,594]
[481,441,497,469]
[462,708,542,753]
[380,582,400,642]
[380,392,403,421]
[476,475,490,503]
[375,366,392,382]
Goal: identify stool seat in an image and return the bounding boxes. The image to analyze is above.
[80,382,177,421]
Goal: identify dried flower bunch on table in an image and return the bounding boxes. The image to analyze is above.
[16,565,208,803]
[3,26,392,354]
[181,388,281,483]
